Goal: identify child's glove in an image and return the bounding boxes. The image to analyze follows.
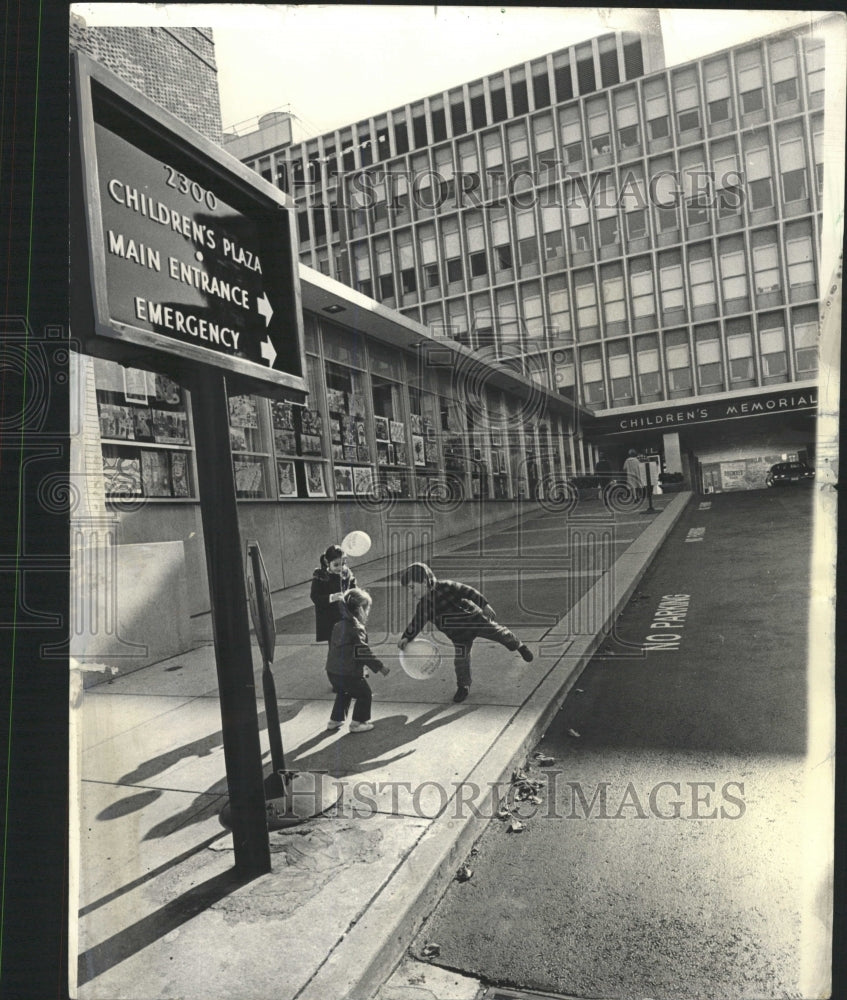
[380,665,391,676]
[397,636,409,651]
[329,593,344,603]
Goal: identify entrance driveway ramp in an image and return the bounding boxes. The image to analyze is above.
[74,493,689,1000]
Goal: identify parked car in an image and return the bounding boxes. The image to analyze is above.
[765,461,815,487]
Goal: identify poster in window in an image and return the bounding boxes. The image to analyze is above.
[331,443,344,462]
[423,417,435,440]
[301,433,323,456]
[123,367,149,404]
[301,408,323,436]
[274,429,297,455]
[386,473,403,494]
[355,420,370,461]
[152,409,189,444]
[276,460,297,498]
[424,439,438,464]
[103,455,142,495]
[305,461,328,498]
[271,401,294,430]
[141,450,172,497]
[229,395,258,428]
[393,442,408,466]
[353,466,373,496]
[412,435,426,466]
[490,428,502,446]
[377,441,390,466]
[348,393,366,418]
[133,407,155,441]
[410,413,423,436]
[334,465,354,495]
[330,418,343,444]
[326,388,347,413]
[344,444,359,461]
[170,452,191,497]
[229,427,248,451]
[154,374,181,404]
[374,416,389,441]
[99,404,135,440]
[234,458,264,494]
[343,416,358,447]
[389,420,405,443]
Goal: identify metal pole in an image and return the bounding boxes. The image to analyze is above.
[644,460,656,513]
[189,368,270,875]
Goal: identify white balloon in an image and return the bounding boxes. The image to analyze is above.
[400,638,442,680]
[341,530,372,557]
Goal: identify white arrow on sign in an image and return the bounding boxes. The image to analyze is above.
[260,336,277,368]
[257,291,274,327]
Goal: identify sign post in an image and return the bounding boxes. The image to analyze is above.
[71,53,311,874]
[243,539,342,829]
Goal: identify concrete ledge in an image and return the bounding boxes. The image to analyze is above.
[297,493,692,1000]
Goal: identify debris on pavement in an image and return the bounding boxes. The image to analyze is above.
[567,728,581,738]
[421,943,441,958]
[507,817,525,833]
[533,753,556,767]
[575,687,584,694]
[455,863,473,883]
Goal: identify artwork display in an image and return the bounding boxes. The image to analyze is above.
[300,433,323,456]
[229,427,248,451]
[305,461,327,497]
[233,458,264,494]
[374,416,389,441]
[141,450,171,497]
[154,374,181,404]
[410,413,423,436]
[228,395,258,428]
[102,455,142,495]
[271,401,294,430]
[353,466,373,496]
[274,429,297,455]
[334,465,354,495]
[348,394,366,417]
[300,408,323,436]
[98,404,136,440]
[170,452,191,497]
[152,409,189,444]
[377,441,390,466]
[122,367,149,404]
[133,408,155,441]
[393,442,408,466]
[412,435,426,466]
[389,420,405,443]
[331,443,344,461]
[276,461,297,497]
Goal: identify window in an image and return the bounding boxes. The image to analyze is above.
[753,242,780,293]
[496,289,519,343]
[521,284,544,338]
[813,127,824,193]
[779,138,807,203]
[786,237,814,286]
[676,85,700,132]
[609,353,633,399]
[492,208,512,270]
[553,53,573,102]
[804,41,824,96]
[695,337,723,387]
[772,55,798,103]
[746,147,774,209]
[598,216,619,247]
[713,152,741,217]
[575,278,599,333]
[353,243,372,298]
[516,209,537,266]
[511,70,529,116]
[571,224,591,252]
[95,364,195,500]
[646,94,669,139]
[465,212,487,278]
[739,65,764,113]
[599,38,620,88]
[660,264,684,312]
[617,103,639,148]
[375,240,393,300]
[627,209,647,239]
[636,345,661,396]
[793,319,818,373]
[450,99,467,138]
[581,358,605,403]
[666,344,692,391]
[706,74,731,123]
[553,349,575,393]
[548,278,571,338]
[397,234,416,296]
[760,324,788,377]
[442,223,462,284]
[727,331,754,380]
[689,257,716,307]
[602,275,626,323]
[720,250,747,301]
[589,110,611,155]
[631,269,656,318]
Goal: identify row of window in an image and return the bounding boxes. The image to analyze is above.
[257,30,821,198]
[374,215,820,353]
[553,306,818,409]
[93,319,579,502]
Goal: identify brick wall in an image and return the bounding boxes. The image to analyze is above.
[69,22,222,144]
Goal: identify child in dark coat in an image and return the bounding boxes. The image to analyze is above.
[326,588,389,732]
[397,562,533,703]
[310,544,357,642]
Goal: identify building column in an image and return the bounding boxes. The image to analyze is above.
[663,431,683,474]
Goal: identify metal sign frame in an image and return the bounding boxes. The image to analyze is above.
[71,50,307,400]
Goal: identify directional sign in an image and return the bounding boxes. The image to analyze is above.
[72,52,307,398]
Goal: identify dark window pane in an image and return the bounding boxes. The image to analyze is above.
[413,115,428,148]
[471,94,487,129]
[379,274,394,299]
[394,122,409,154]
[600,49,619,87]
[512,79,529,116]
[709,98,731,123]
[451,102,467,136]
[741,89,764,113]
[470,251,487,276]
[554,63,573,101]
[431,108,447,142]
[577,56,596,94]
[533,71,551,108]
[491,87,507,123]
[446,258,463,282]
[623,39,643,79]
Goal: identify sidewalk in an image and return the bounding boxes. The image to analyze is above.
[72,493,690,1000]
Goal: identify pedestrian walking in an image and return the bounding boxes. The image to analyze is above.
[396,562,534,704]
[310,543,356,642]
[325,588,390,733]
[623,449,645,504]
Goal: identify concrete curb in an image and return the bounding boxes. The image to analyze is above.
[296,493,693,1000]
